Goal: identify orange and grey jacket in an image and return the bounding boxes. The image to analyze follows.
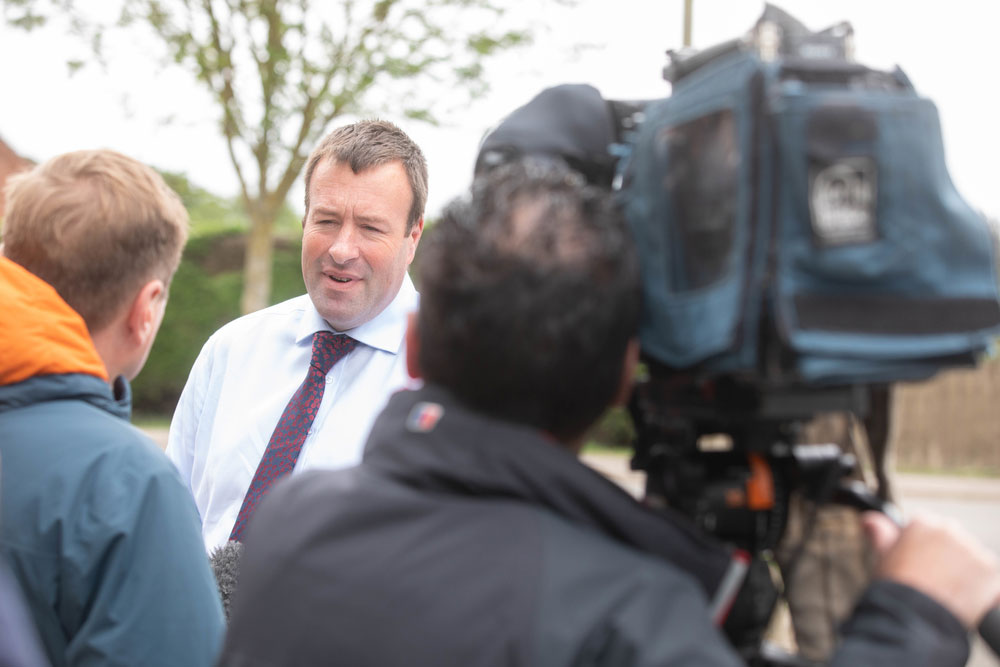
[0,256,225,667]
[0,256,107,388]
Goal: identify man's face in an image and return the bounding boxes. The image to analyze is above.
[302,158,422,331]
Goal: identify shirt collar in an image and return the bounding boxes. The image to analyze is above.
[294,273,419,354]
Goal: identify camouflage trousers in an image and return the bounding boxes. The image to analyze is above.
[775,396,893,662]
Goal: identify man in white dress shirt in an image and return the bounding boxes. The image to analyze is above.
[167,119,426,552]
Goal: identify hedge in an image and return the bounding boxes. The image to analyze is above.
[131,229,305,414]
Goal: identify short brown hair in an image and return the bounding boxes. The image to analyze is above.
[2,149,189,331]
[303,119,427,232]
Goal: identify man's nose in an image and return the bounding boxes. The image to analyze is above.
[328,225,361,264]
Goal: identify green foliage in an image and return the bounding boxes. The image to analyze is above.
[158,170,302,238]
[585,406,636,450]
[408,213,437,290]
[159,170,249,236]
[130,229,305,413]
[110,0,543,168]
[2,0,51,30]
[4,0,570,312]
[2,0,106,68]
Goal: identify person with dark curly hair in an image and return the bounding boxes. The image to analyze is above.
[219,160,999,667]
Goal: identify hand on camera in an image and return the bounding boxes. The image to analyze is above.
[863,511,1000,628]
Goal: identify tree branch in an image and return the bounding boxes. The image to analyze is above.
[200,0,251,203]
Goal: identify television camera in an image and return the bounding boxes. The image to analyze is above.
[476,5,1000,665]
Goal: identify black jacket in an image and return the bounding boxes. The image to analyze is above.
[219,385,968,666]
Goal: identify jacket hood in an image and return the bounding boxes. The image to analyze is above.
[0,257,108,386]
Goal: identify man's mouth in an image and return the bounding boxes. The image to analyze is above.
[326,272,359,284]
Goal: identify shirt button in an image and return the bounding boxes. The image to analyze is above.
[307,428,315,435]
[325,376,333,384]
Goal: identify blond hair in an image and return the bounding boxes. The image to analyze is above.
[2,149,189,331]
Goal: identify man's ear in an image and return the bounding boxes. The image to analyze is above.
[406,216,424,264]
[405,311,423,379]
[611,338,641,407]
[126,278,165,346]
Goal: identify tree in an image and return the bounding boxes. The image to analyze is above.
[3,0,551,312]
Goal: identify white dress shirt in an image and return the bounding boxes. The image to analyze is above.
[166,275,419,552]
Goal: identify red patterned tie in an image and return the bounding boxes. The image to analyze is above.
[229,331,359,541]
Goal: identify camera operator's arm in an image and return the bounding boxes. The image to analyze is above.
[828,513,1000,666]
[864,512,1000,629]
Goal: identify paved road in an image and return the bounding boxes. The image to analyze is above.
[903,490,1000,666]
[144,427,169,449]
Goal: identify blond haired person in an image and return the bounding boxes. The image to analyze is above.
[0,150,224,667]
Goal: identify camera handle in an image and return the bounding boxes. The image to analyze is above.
[833,481,1000,660]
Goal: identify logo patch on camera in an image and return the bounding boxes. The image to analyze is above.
[809,158,878,246]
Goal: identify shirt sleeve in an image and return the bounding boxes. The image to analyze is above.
[166,335,216,491]
[61,455,226,667]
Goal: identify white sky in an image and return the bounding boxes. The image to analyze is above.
[0,0,997,221]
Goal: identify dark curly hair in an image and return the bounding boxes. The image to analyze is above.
[416,159,640,442]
